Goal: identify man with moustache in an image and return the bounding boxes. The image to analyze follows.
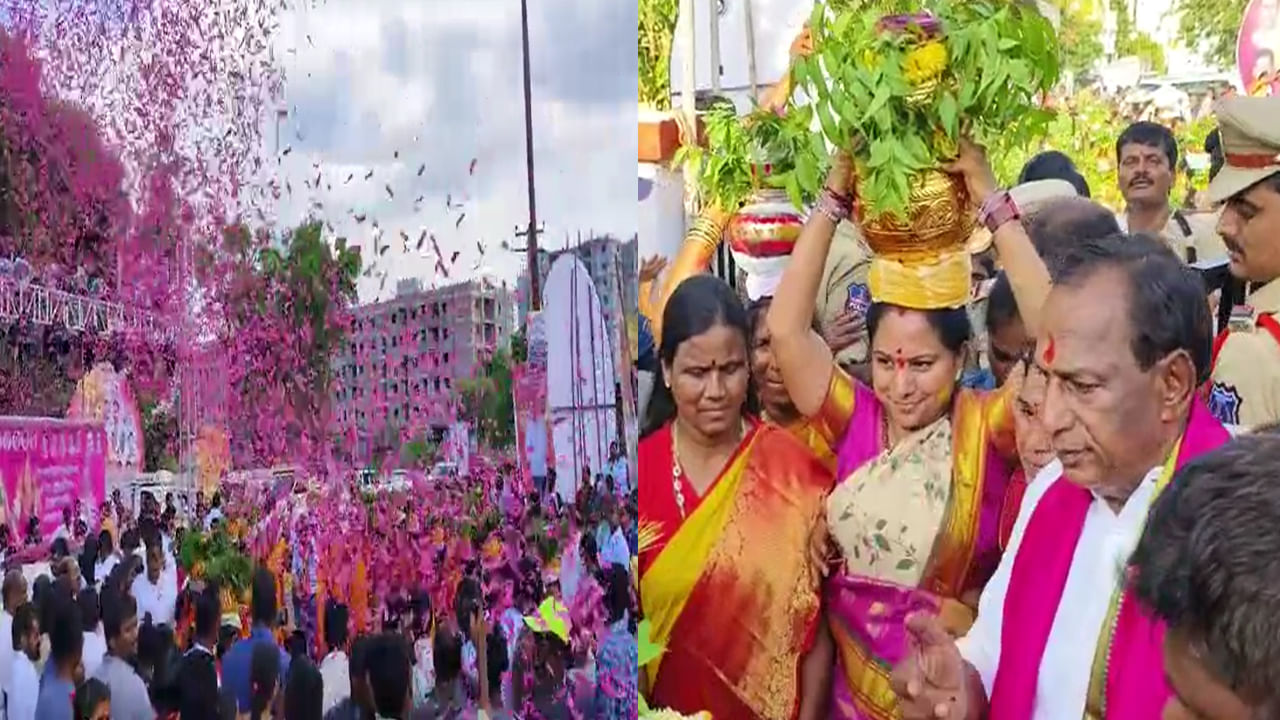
[1114,121,1225,264]
[1205,96,1280,430]
[889,231,1230,719]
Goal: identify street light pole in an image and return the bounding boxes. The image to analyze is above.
[520,0,542,312]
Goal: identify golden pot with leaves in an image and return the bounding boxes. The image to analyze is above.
[855,169,973,260]
[854,168,975,310]
[220,586,245,618]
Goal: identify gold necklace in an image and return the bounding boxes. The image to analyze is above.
[671,418,747,519]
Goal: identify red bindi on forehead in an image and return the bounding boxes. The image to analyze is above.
[1042,334,1057,366]
[894,347,907,369]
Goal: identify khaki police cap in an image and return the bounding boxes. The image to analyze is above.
[1208,95,1280,204]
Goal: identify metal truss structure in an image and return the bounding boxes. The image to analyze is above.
[0,278,175,343]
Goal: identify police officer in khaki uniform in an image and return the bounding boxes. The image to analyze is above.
[1115,121,1228,264]
[815,220,872,374]
[1205,96,1280,430]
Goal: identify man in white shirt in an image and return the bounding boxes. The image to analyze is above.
[6,604,39,720]
[130,537,176,627]
[49,509,72,546]
[606,441,629,497]
[93,531,119,591]
[0,570,27,709]
[1127,434,1280,719]
[891,233,1230,718]
[319,603,351,714]
[599,505,631,570]
[204,493,224,530]
[78,589,107,679]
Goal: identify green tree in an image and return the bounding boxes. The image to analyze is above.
[210,219,362,468]
[639,0,679,109]
[1171,0,1246,69]
[1118,31,1169,74]
[399,432,439,469]
[1051,0,1106,77]
[456,348,515,450]
[991,90,1212,212]
[1111,0,1168,74]
[141,400,179,472]
[509,326,528,363]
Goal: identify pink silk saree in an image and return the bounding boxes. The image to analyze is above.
[824,376,1015,719]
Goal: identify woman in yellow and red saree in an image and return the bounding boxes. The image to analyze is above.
[639,274,833,720]
[766,150,1053,720]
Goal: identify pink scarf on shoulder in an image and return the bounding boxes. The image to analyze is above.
[988,399,1229,719]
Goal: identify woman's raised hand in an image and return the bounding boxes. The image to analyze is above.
[760,25,814,114]
[943,139,998,208]
[826,150,856,197]
[790,25,814,59]
[639,255,667,284]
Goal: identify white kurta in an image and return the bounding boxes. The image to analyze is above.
[6,653,37,720]
[131,569,177,627]
[0,609,12,702]
[956,459,1163,720]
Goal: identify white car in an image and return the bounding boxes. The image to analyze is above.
[428,462,459,482]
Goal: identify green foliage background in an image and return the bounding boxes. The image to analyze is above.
[639,0,679,109]
[456,336,521,450]
[1171,0,1246,70]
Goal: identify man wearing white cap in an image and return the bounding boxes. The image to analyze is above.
[1205,96,1280,430]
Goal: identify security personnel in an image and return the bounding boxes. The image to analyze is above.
[1115,120,1228,265]
[817,220,872,375]
[1205,96,1280,430]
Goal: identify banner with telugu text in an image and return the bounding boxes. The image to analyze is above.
[0,417,107,539]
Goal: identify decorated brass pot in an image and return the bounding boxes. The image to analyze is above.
[855,169,974,261]
[855,169,975,310]
[220,586,245,618]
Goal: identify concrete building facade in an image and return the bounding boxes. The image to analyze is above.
[332,275,515,453]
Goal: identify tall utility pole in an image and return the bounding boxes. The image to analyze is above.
[515,221,545,313]
[520,0,542,311]
[276,108,287,155]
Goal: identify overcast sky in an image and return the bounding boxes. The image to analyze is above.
[265,0,637,303]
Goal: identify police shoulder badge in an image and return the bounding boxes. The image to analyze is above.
[847,283,871,319]
[1207,382,1243,426]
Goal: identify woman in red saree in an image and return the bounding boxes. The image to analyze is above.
[639,275,833,720]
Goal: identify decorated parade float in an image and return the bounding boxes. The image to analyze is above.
[639,0,1059,716]
[177,525,253,629]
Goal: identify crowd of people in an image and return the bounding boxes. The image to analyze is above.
[637,80,1280,720]
[0,450,639,720]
